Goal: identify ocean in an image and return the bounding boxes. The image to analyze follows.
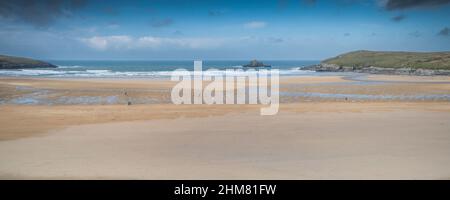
[0,60,319,78]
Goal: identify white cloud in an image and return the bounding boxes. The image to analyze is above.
[244,21,267,29]
[80,35,132,50]
[136,36,163,47]
[81,35,226,50]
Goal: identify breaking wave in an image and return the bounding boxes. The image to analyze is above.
[0,66,313,78]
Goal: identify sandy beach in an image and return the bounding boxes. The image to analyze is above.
[1,74,450,179]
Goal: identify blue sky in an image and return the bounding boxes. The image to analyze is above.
[0,0,449,60]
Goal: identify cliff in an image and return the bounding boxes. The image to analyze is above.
[304,50,450,76]
[0,55,57,69]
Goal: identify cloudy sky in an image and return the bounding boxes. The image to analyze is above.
[0,0,449,60]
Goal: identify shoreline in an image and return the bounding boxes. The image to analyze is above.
[303,63,450,76]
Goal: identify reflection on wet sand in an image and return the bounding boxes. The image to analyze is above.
[1,74,450,105]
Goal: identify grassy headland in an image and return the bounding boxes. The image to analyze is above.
[323,50,450,70]
[0,55,57,69]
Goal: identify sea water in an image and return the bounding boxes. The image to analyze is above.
[0,60,319,78]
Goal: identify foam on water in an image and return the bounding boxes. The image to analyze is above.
[0,67,314,78]
[57,65,83,69]
[0,60,319,78]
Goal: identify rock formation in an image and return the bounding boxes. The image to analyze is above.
[243,60,271,68]
[0,55,58,69]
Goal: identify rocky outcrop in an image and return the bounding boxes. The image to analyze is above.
[0,55,57,69]
[303,63,450,76]
[303,50,450,76]
[243,60,271,68]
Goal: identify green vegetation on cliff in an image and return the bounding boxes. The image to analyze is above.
[323,50,450,70]
[0,55,57,69]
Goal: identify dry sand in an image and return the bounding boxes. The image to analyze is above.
[0,75,450,179]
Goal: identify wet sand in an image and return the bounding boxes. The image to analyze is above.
[366,74,450,83]
[0,75,450,179]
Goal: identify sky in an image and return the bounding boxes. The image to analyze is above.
[0,0,449,60]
